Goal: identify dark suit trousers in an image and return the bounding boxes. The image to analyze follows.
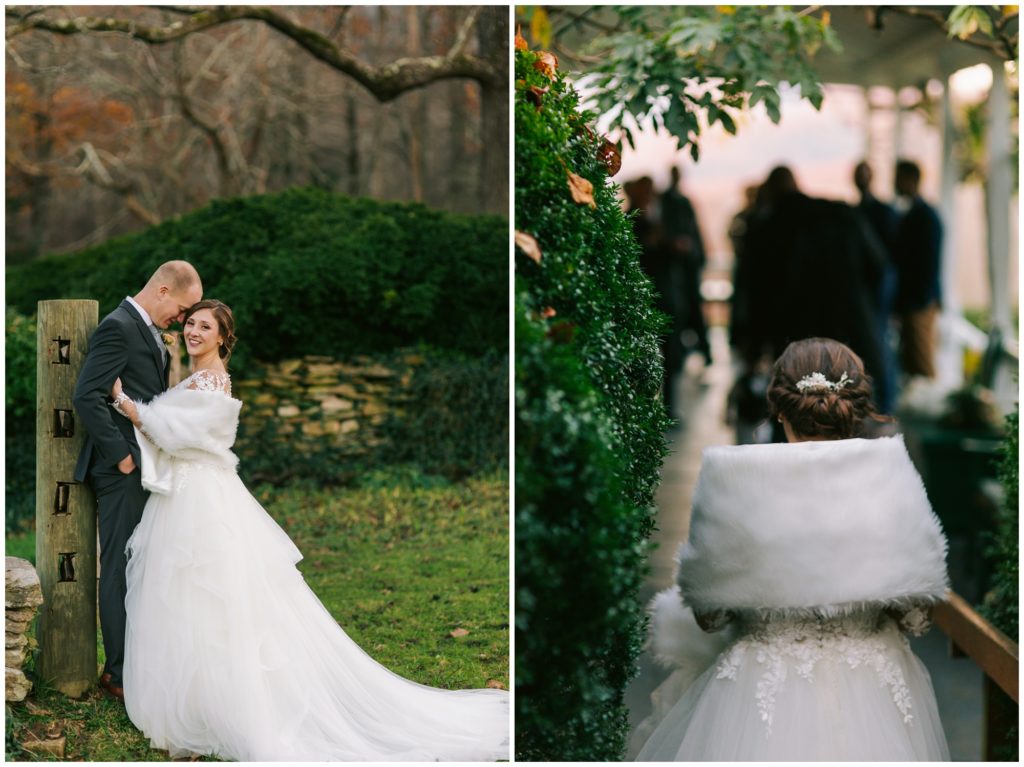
[89,462,148,685]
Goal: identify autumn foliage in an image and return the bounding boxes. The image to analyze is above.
[514,44,670,760]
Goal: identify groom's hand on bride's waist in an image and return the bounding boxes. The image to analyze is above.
[117,454,137,475]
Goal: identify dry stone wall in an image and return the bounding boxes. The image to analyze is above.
[232,352,424,456]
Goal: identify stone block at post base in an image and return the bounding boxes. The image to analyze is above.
[6,556,44,703]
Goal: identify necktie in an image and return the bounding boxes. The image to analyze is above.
[148,324,168,370]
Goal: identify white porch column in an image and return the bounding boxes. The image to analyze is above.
[935,68,963,387]
[893,95,904,161]
[938,74,959,315]
[863,88,874,159]
[985,60,1013,340]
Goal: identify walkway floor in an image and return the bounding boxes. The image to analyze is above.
[624,325,984,761]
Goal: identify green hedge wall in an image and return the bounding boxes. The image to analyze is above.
[514,47,670,761]
[6,188,507,373]
[5,310,36,533]
[981,406,1018,641]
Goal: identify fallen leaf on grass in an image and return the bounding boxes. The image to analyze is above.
[450,627,470,638]
[485,679,507,690]
[567,172,597,209]
[21,736,66,759]
[23,700,52,716]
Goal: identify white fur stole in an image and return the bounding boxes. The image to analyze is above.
[135,386,242,494]
[677,435,949,613]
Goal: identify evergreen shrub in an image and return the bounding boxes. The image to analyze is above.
[381,350,509,479]
[981,406,1019,641]
[514,46,670,761]
[979,406,1019,761]
[6,188,507,373]
[5,310,36,532]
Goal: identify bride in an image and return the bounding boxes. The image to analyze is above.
[111,299,509,761]
[632,337,950,761]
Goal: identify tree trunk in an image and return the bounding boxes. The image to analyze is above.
[476,6,508,216]
[344,89,360,196]
[405,7,425,203]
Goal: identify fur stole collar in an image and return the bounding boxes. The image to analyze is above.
[135,385,242,494]
[677,435,949,614]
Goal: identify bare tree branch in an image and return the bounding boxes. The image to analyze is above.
[451,7,481,59]
[10,142,162,226]
[5,5,502,101]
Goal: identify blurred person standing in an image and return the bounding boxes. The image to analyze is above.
[743,166,886,434]
[853,161,899,412]
[662,166,712,366]
[727,184,762,356]
[627,177,683,418]
[892,159,943,379]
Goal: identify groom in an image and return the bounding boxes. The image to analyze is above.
[73,260,202,701]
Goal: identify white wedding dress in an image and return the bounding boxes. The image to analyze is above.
[631,436,951,761]
[122,370,509,761]
[634,605,949,760]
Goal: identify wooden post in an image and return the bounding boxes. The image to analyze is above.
[35,299,98,697]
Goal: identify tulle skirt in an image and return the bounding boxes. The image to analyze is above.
[123,460,509,761]
[634,612,949,761]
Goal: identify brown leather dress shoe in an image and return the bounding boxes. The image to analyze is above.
[99,673,125,702]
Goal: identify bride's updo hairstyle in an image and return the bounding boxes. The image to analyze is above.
[183,299,237,364]
[767,337,882,440]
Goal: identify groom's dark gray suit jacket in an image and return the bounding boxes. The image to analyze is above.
[73,300,169,482]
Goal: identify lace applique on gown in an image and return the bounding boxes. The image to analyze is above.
[633,609,948,761]
[180,368,231,395]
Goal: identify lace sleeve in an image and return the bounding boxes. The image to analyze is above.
[187,369,232,395]
[111,392,133,418]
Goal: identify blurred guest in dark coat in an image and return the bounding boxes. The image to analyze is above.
[853,161,899,412]
[892,159,943,379]
[661,166,711,365]
[626,177,683,417]
[743,167,887,410]
[728,184,762,358]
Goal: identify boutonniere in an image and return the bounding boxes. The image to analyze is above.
[161,332,178,347]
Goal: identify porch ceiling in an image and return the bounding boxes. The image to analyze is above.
[810,6,1011,89]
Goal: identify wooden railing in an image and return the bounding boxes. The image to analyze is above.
[934,591,1019,760]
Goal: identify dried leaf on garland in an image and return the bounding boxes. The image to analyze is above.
[597,138,622,176]
[526,84,550,109]
[567,172,597,209]
[533,51,558,79]
[515,230,543,264]
[547,320,577,344]
[514,24,528,51]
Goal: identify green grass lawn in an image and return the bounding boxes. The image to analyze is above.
[5,468,509,761]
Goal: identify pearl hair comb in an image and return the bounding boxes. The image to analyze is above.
[795,371,851,393]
